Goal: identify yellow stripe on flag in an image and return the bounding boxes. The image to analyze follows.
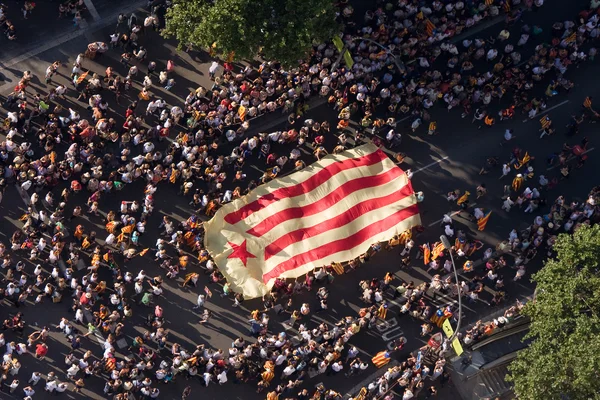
[203,144,421,299]
[372,351,391,368]
[238,105,247,121]
[477,211,492,231]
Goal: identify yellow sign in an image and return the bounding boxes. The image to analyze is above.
[442,319,454,338]
[452,338,464,356]
[343,49,354,68]
[332,36,344,52]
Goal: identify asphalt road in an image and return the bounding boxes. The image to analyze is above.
[0,0,598,399]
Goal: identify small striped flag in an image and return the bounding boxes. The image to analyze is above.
[121,224,135,234]
[485,0,494,5]
[372,351,391,368]
[378,303,388,320]
[540,116,552,129]
[431,242,445,260]
[423,243,431,265]
[425,19,435,36]
[331,262,345,275]
[584,97,592,108]
[238,105,247,121]
[477,211,492,231]
[457,191,470,205]
[76,71,89,84]
[564,32,577,44]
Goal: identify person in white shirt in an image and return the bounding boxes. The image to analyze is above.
[281,364,296,379]
[45,380,57,392]
[203,372,212,386]
[217,370,228,384]
[28,372,41,386]
[331,361,343,374]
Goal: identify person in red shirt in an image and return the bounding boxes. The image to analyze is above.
[35,343,48,359]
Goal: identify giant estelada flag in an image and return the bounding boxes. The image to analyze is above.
[204,144,421,298]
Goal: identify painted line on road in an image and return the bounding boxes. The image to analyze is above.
[343,360,400,399]
[546,147,595,170]
[427,202,477,227]
[0,0,147,71]
[83,0,101,21]
[522,100,570,122]
[413,155,450,174]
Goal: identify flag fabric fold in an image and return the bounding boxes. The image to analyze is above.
[204,144,421,298]
[477,211,492,231]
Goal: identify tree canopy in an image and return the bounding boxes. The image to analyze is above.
[162,0,339,66]
[506,224,600,400]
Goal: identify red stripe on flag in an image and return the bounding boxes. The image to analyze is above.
[262,203,420,283]
[264,182,415,260]
[248,167,404,238]
[223,150,388,225]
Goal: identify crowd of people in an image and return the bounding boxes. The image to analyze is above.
[0,0,599,399]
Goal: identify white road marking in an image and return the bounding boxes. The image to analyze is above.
[413,155,450,174]
[0,0,147,70]
[427,202,477,227]
[546,147,595,170]
[522,100,570,122]
[83,0,101,21]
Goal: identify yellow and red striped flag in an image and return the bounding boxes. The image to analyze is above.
[477,211,492,231]
[372,351,391,368]
[431,242,445,260]
[121,224,135,234]
[457,191,470,205]
[331,262,345,275]
[423,243,431,265]
[76,71,89,84]
[204,144,421,298]
[425,19,435,36]
[237,105,247,121]
[564,32,577,44]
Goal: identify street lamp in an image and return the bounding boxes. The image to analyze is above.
[440,234,462,342]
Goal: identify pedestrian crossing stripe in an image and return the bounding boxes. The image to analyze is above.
[540,117,552,129]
